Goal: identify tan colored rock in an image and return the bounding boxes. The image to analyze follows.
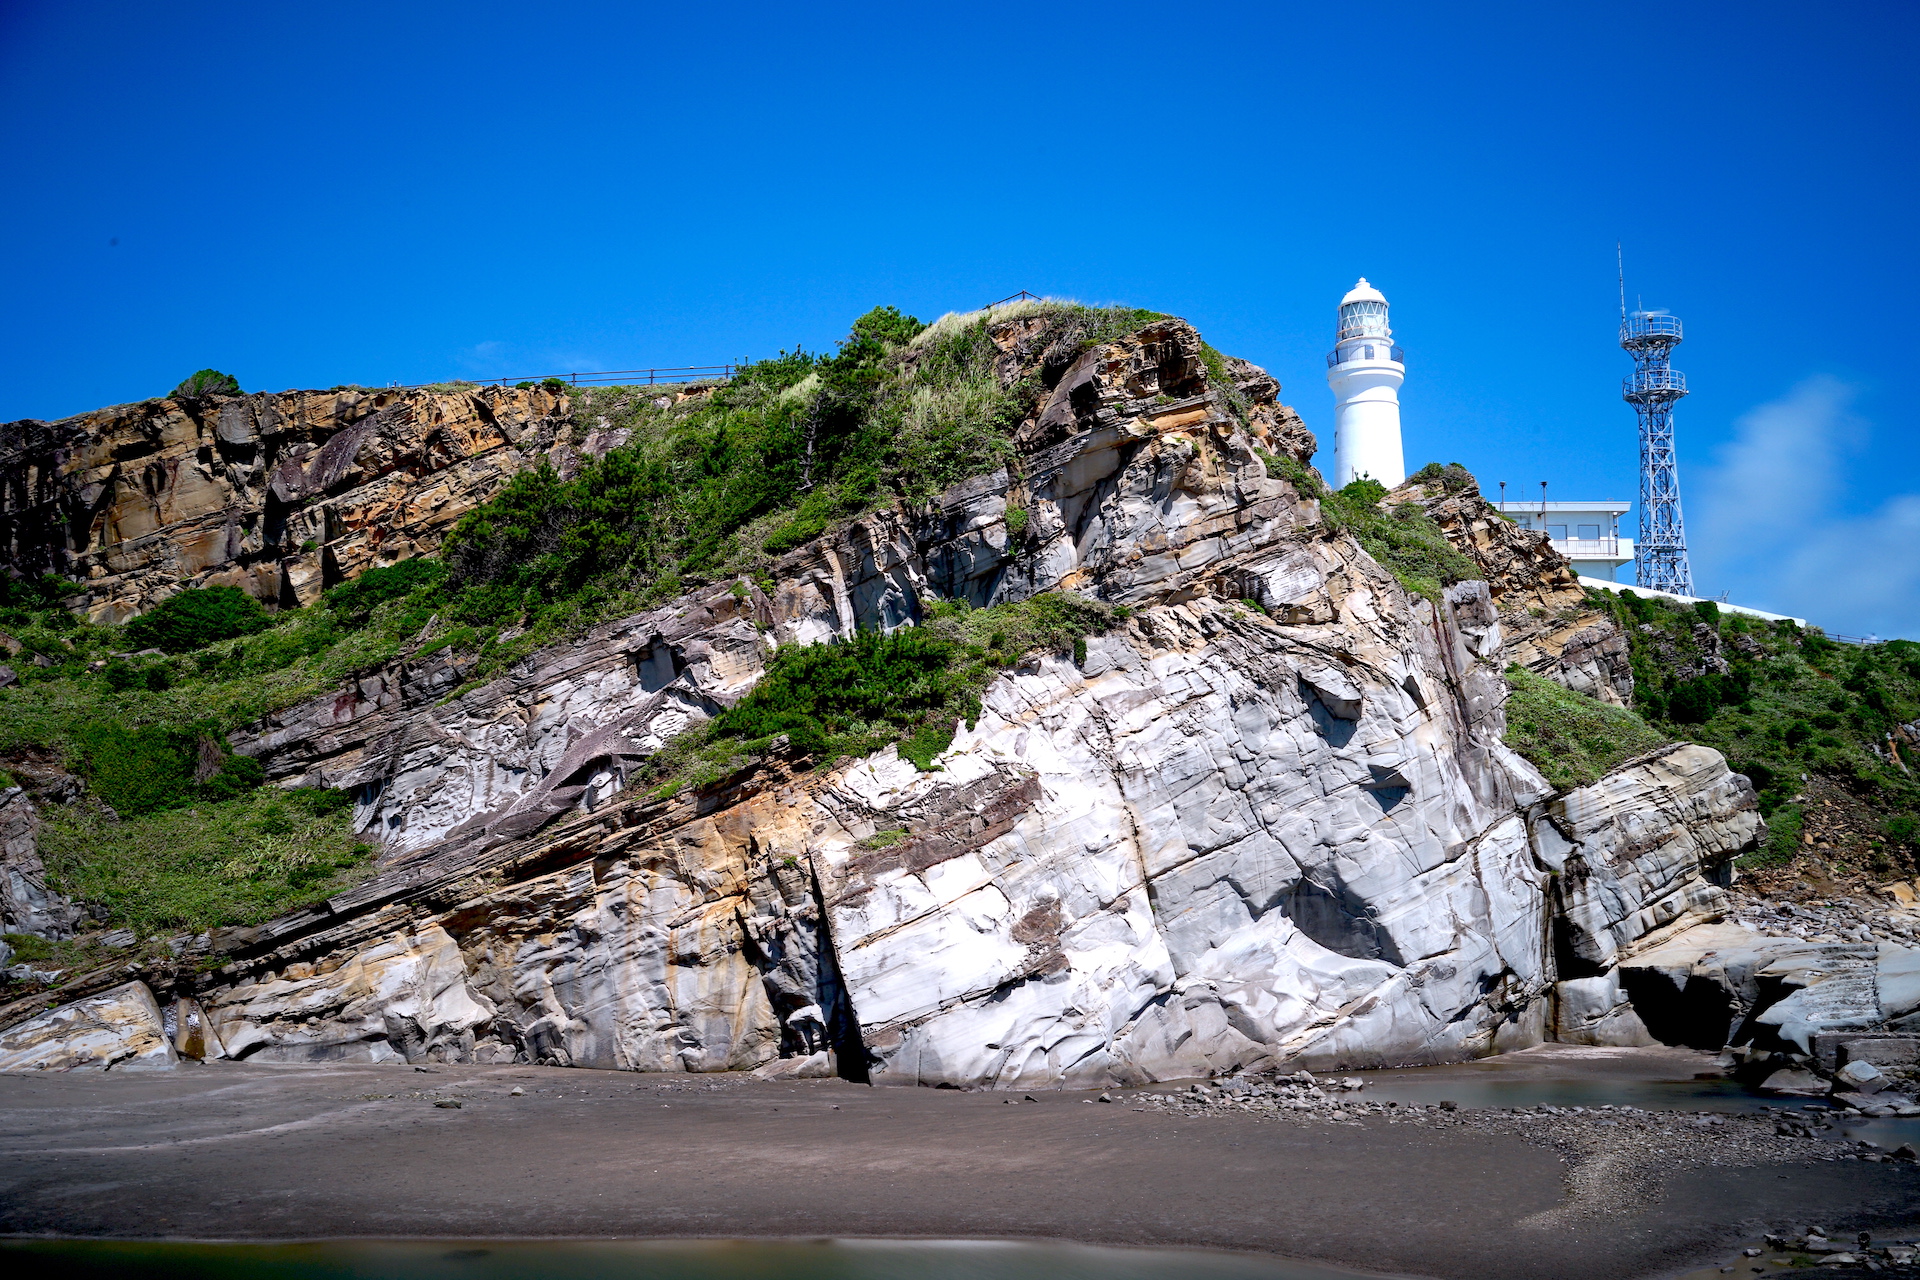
[1395,473,1633,704]
[0,980,176,1071]
[0,385,569,622]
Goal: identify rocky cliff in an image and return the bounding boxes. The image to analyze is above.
[6,307,1910,1090]
[0,384,573,623]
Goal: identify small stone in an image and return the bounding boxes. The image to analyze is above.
[433,1099,462,1109]
[1837,1059,1887,1092]
[1439,1099,1459,1111]
[509,1087,523,1096]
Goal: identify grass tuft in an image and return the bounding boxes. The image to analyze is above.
[1502,664,1670,791]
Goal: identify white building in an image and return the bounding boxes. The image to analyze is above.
[1327,278,1406,488]
[1493,500,1635,581]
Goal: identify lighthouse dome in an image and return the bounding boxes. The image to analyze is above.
[1341,278,1387,306]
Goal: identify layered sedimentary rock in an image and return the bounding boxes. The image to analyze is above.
[1,313,1851,1085]
[0,762,86,940]
[0,384,572,622]
[0,980,175,1071]
[1396,475,1633,705]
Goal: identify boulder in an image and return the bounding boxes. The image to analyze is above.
[0,981,176,1071]
[1837,1037,1920,1069]
[1758,1068,1827,1095]
[1837,1059,1888,1093]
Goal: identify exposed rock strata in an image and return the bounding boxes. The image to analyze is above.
[0,762,86,939]
[0,385,572,622]
[4,314,1881,1087]
[1396,475,1633,705]
[0,979,175,1070]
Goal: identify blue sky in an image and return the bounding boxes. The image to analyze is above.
[2,2,1915,635]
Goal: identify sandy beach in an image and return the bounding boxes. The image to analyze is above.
[1,1053,1914,1280]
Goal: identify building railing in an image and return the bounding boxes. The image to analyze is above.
[1623,368,1688,397]
[1326,345,1406,368]
[1551,536,1625,558]
[403,364,741,391]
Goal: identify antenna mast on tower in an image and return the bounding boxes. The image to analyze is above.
[1619,257,1693,595]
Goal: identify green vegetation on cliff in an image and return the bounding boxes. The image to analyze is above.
[1321,477,1480,603]
[644,592,1122,795]
[1587,589,1920,877]
[439,301,1159,641]
[39,786,370,937]
[0,300,1163,939]
[170,369,241,399]
[1501,664,1669,790]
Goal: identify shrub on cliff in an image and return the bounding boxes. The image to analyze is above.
[71,720,266,816]
[171,369,242,399]
[646,592,1122,794]
[38,785,372,935]
[1501,664,1669,791]
[1321,479,1480,602]
[124,586,272,653]
[438,301,1158,637]
[322,558,446,625]
[1407,461,1476,494]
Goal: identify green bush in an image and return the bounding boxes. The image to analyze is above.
[649,591,1120,793]
[124,586,272,653]
[70,721,264,816]
[706,628,970,760]
[323,558,447,623]
[1740,803,1803,871]
[38,786,371,936]
[1501,664,1669,791]
[1408,461,1475,493]
[0,574,81,621]
[1668,675,1726,724]
[171,369,242,399]
[1254,447,1326,498]
[1322,479,1480,602]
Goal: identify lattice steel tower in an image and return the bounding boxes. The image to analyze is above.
[1621,307,1693,594]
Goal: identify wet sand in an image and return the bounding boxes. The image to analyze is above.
[0,1055,1913,1280]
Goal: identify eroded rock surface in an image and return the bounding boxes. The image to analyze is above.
[0,385,572,622]
[0,979,174,1071]
[1395,474,1634,705]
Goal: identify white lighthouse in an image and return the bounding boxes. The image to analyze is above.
[1327,278,1406,488]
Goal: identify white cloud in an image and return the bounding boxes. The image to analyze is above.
[1690,377,1920,639]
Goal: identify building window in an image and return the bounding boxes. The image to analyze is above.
[1577,524,1601,540]
[1547,524,1568,540]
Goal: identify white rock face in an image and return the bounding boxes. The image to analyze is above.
[0,980,176,1071]
[173,578,1761,1083]
[801,590,1763,1083]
